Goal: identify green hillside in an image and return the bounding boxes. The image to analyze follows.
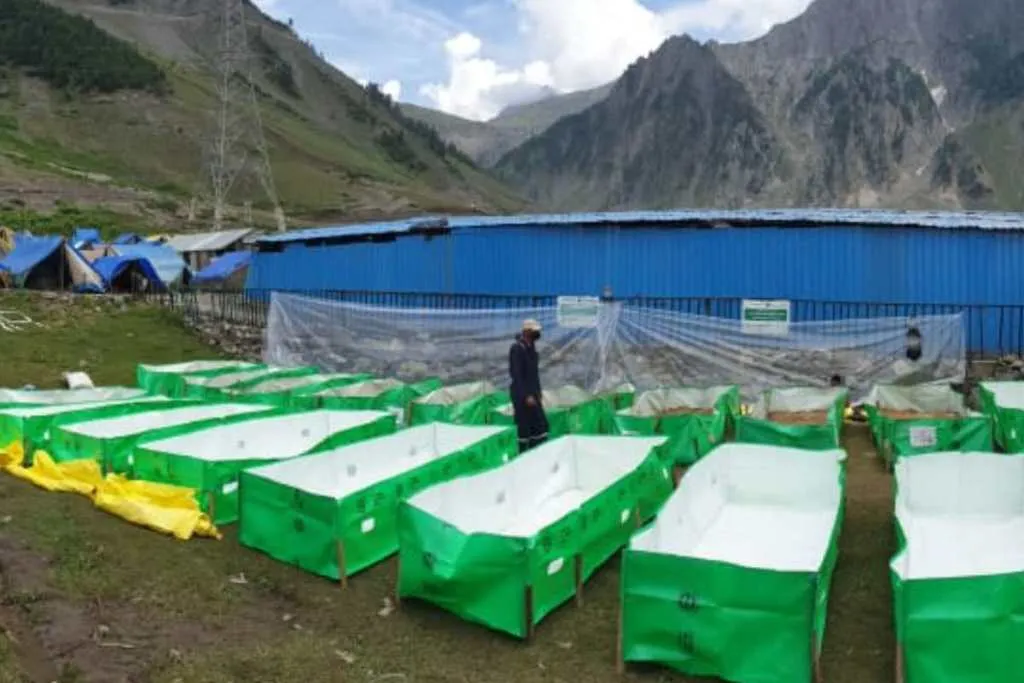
[0,0,522,231]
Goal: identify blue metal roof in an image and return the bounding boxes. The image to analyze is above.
[255,217,449,244]
[253,209,1024,246]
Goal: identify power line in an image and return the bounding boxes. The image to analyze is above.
[192,0,286,232]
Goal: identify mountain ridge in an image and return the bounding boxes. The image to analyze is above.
[0,0,522,229]
[489,0,1024,211]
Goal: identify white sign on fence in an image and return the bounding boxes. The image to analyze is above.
[741,299,791,337]
[557,296,601,329]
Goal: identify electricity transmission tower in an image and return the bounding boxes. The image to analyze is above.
[193,0,286,232]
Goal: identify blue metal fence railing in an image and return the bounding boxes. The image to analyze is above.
[152,289,1024,358]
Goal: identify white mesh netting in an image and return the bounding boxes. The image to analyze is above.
[264,293,965,400]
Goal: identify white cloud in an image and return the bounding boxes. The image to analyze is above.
[381,79,403,100]
[422,0,812,120]
[421,32,554,120]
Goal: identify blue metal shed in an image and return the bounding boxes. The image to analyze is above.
[247,210,1024,353]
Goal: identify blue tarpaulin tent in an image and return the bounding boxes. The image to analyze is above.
[193,250,251,284]
[112,233,143,245]
[92,255,164,292]
[71,227,101,250]
[112,243,189,287]
[0,235,104,290]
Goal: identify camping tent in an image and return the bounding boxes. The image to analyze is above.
[193,250,251,288]
[112,243,189,288]
[112,233,143,245]
[92,255,164,293]
[71,227,101,250]
[0,235,104,291]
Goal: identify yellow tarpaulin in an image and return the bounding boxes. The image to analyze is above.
[92,476,221,541]
[2,451,102,496]
[0,442,24,469]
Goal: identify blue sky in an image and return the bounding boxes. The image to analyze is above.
[254,0,813,121]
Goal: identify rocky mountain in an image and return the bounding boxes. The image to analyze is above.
[0,0,521,230]
[492,0,1024,212]
[401,83,612,167]
[496,37,789,209]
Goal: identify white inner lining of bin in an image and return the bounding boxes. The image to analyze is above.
[981,382,1024,411]
[892,452,1024,580]
[229,374,358,395]
[140,360,255,374]
[140,410,389,462]
[407,435,667,537]
[314,378,404,399]
[750,387,846,419]
[1,396,170,418]
[185,367,290,389]
[495,385,593,415]
[416,381,496,405]
[620,387,733,417]
[0,387,148,405]
[63,403,272,438]
[630,443,844,572]
[249,423,509,498]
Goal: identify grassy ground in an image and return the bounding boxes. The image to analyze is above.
[0,293,896,683]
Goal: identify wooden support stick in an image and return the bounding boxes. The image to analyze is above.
[335,540,348,589]
[615,602,625,674]
[524,585,534,641]
[812,633,823,683]
[895,644,905,683]
[634,505,642,529]
[206,492,217,524]
[574,554,584,607]
[394,554,402,607]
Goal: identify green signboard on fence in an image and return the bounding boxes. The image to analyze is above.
[742,299,791,336]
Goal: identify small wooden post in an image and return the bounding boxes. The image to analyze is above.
[394,554,402,607]
[335,540,348,589]
[615,602,625,674]
[633,505,642,529]
[811,633,823,683]
[523,585,534,641]
[206,491,217,524]
[895,644,905,683]
[573,554,584,607]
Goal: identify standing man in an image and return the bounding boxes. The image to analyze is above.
[510,319,549,452]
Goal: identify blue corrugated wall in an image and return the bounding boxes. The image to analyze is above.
[247,224,1024,352]
[249,225,1024,302]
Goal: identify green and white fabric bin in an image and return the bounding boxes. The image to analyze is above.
[49,402,278,474]
[892,452,1024,683]
[865,385,992,467]
[491,385,613,436]
[0,396,176,466]
[182,366,317,401]
[735,387,848,450]
[409,381,509,426]
[136,361,262,397]
[0,387,149,410]
[599,382,637,411]
[397,435,672,638]
[979,382,1024,452]
[294,378,443,426]
[220,372,372,409]
[614,386,739,466]
[239,423,517,581]
[621,443,846,682]
[130,409,397,525]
